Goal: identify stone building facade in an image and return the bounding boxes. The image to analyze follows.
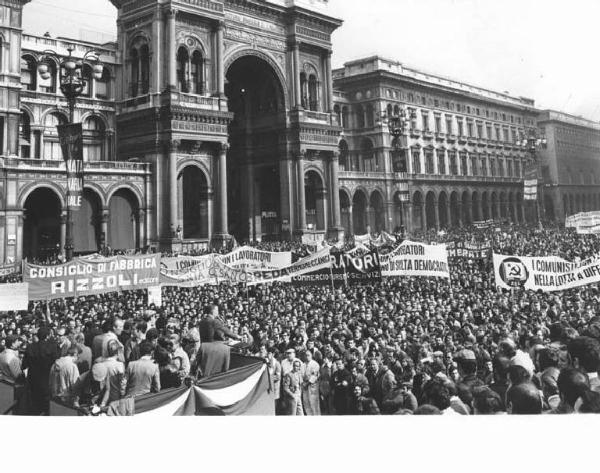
[0,0,343,262]
[537,110,600,222]
[332,56,540,235]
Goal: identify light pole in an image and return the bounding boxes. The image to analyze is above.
[516,128,547,228]
[378,107,409,235]
[38,45,104,260]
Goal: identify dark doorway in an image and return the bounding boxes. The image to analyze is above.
[23,187,61,260]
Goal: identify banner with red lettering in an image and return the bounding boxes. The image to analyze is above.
[23,254,160,300]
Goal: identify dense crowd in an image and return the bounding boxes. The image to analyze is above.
[2,224,600,415]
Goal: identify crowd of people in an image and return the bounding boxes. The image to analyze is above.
[2,224,600,416]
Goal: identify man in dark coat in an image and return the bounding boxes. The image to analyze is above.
[197,305,240,377]
[23,326,59,415]
[332,358,352,415]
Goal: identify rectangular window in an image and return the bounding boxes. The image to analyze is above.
[486,125,492,139]
[457,119,464,137]
[480,156,488,176]
[498,158,504,176]
[467,122,473,137]
[435,115,441,133]
[490,158,496,176]
[437,151,446,175]
[410,109,417,130]
[425,152,434,174]
[460,153,467,175]
[495,127,501,141]
[503,129,509,142]
[446,117,453,134]
[412,151,421,174]
[471,155,478,176]
[422,113,430,131]
[507,159,513,177]
[449,152,458,175]
[515,160,521,177]
[477,124,483,138]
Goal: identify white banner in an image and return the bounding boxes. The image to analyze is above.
[493,253,600,292]
[147,285,162,307]
[210,248,331,286]
[216,246,291,270]
[381,240,450,279]
[160,254,216,287]
[0,283,29,311]
[565,212,600,235]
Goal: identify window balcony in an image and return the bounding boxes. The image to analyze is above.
[446,134,457,143]
[409,128,421,138]
[422,130,434,140]
[457,135,468,144]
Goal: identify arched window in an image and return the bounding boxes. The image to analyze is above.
[334,104,341,126]
[308,74,318,111]
[339,139,349,171]
[83,116,106,162]
[387,103,393,117]
[341,106,349,129]
[177,47,189,93]
[366,104,374,128]
[39,59,57,93]
[21,55,37,91]
[300,72,308,109]
[191,50,204,94]
[20,111,32,158]
[43,112,68,160]
[360,138,375,172]
[356,105,365,128]
[96,66,110,100]
[81,64,93,98]
[130,48,139,97]
[139,45,150,94]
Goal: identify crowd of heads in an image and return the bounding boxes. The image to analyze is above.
[2,224,600,415]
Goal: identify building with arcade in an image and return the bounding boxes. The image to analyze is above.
[332,56,541,235]
[0,0,343,263]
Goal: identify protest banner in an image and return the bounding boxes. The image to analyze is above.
[447,241,491,259]
[216,246,291,270]
[23,254,160,300]
[0,283,29,311]
[493,252,600,292]
[0,262,21,278]
[293,249,382,287]
[57,123,84,209]
[565,211,600,235]
[160,254,216,287]
[210,248,331,286]
[354,234,371,246]
[473,220,494,229]
[381,240,450,279]
[523,164,538,201]
[147,285,162,307]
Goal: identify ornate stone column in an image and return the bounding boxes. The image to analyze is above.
[445,202,452,229]
[167,9,177,90]
[324,50,333,112]
[168,140,180,237]
[100,209,109,250]
[328,152,343,240]
[206,188,214,242]
[434,199,440,230]
[215,20,225,97]
[138,209,146,248]
[420,204,427,231]
[215,142,230,239]
[292,42,302,109]
[60,212,67,257]
[296,152,307,232]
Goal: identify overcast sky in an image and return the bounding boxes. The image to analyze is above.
[22,0,600,121]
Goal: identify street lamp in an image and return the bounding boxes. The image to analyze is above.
[516,127,547,228]
[378,107,409,235]
[38,45,104,261]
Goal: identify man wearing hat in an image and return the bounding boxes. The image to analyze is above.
[455,348,484,412]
